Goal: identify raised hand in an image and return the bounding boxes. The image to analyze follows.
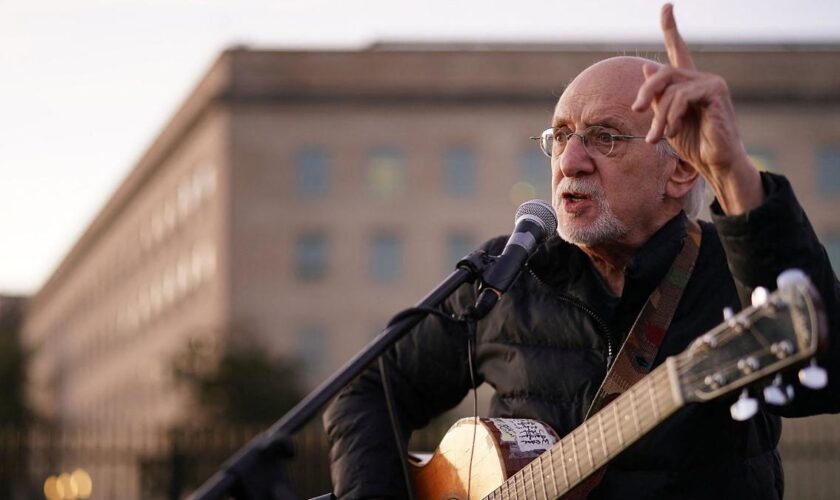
[632,3,764,215]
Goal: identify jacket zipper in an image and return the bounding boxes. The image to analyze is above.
[527,266,616,368]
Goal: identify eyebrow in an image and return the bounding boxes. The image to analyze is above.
[550,117,628,131]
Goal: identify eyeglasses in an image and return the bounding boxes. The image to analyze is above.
[530,126,648,158]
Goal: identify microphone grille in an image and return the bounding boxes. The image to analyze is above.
[515,199,558,236]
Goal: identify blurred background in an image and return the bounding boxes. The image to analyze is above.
[2,0,840,498]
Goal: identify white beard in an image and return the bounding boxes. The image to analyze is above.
[555,177,630,246]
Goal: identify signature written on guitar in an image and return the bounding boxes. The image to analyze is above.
[492,419,557,453]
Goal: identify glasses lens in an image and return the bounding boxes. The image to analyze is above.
[585,126,615,156]
[539,129,554,157]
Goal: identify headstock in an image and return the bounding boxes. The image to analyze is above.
[676,270,828,410]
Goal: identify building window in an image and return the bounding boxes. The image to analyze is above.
[370,233,401,282]
[816,148,840,196]
[446,233,476,271]
[296,325,326,371]
[295,232,327,281]
[192,241,217,286]
[510,150,550,206]
[825,233,840,271]
[444,147,476,196]
[368,147,406,198]
[294,147,330,197]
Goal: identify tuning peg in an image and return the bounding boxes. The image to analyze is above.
[722,307,734,320]
[798,359,828,390]
[730,389,758,421]
[777,269,809,291]
[763,375,795,405]
[751,287,769,307]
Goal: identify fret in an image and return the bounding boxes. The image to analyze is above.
[648,375,661,420]
[527,460,537,500]
[558,441,570,488]
[597,412,608,459]
[629,387,641,434]
[538,455,548,500]
[548,449,560,495]
[655,370,666,411]
[665,357,685,409]
[540,460,548,500]
[648,374,661,420]
[512,471,520,499]
[612,403,624,447]
[660,367,679,413]
[520,468,528,499]
[583,420,595,469]
[570,430,582,479]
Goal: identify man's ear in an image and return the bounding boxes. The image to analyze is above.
[665,158,699,199]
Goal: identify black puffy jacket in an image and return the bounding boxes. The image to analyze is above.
[324,173,840,499]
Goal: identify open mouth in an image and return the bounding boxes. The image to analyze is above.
[562,192,591,202]
[559,191,595,214]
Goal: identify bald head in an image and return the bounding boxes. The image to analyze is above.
[570,56,661,91]
[557,56,663,133]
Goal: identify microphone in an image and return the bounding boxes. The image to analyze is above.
[473,199,558,318]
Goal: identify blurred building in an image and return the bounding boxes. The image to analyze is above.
[0,293,27,424]
[20,43,840,431]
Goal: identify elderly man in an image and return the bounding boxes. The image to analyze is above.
[324,4,840,499]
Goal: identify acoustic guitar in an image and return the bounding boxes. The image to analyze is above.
[410,271,828,499]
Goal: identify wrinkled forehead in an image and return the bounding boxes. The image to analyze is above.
[553,56,659,130]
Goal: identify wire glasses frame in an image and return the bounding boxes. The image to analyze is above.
[530,126,649,158]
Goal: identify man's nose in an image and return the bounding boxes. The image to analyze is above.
[558,134,594,178]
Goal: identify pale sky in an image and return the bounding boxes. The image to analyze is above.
[2,0,839,296]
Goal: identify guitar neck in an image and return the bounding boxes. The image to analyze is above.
[486,358,685,500]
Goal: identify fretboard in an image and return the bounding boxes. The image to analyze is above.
[484,358,684,500]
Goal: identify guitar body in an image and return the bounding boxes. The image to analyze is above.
[411,417,597,500]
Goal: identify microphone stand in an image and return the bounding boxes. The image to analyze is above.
[189,250,498,500]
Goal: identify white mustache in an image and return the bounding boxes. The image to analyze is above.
[557,177,605,199]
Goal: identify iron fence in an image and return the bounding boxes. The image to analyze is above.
[1,414,839,499]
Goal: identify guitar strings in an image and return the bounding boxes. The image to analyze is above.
[490,367,675,499]
[504,319,793,498]
[485,293,814,499]
[502,316,811,500]
[674,292,814,372]
[489,375,646,498]
[506,369,670,499]
[675,301,817,388]
[674,323,813,389]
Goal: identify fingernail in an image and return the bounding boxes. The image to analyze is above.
[645,129,656,143]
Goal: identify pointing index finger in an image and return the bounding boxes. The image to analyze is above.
[661,3,695,70]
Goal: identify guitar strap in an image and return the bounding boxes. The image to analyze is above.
[585,218,702,419]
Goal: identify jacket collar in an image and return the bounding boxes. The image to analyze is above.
[528,211,689,305]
